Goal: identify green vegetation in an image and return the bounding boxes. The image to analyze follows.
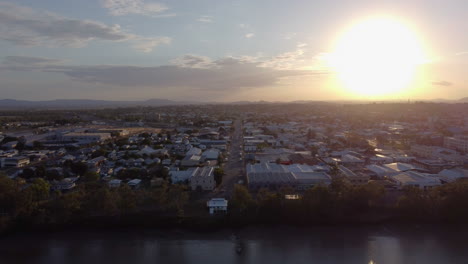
[0,173,195,232]
[213,168,224,186]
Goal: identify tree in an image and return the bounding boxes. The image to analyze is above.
[35,165,46,178]
[32,141,44,150]
[231,184,254,213]
[117,185,136,214]
[150,182,168,208]
[14,142,25,151]
[84,187,118,216]
[45,169,63,181]
[167,185,189,217]
[397,186,428,219]
[214,168,224,186]
[0,175,19,216]
[70,161,88,176]
[82,171,100,182]
[256,188,280,217]
[302,185,332,218]
[29,178,50,201]
[310,146,318,156]
[47,190,84,223]
[20,168,36,179]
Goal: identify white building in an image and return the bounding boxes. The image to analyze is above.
[207,198,228,214]
[181,155,202,167]
[62,132,111,144]
[1,156,30,168]
[412,144,463,163]
[190,166,215,191]
[391,171,441,190]
[246,163,332,190]
[202,149,220,160]
[444,135,468,153]
[438,168,468,183]
[51,178,77,191]
[108,179,122,188]
[186,147,202,156]
[170,168,197,183]
[128,179,142,189]
[338,165,369,185]
[366,162,416,178]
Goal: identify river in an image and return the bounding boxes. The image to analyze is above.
[1,226,467,264]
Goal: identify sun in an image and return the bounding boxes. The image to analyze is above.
[330,17,426,98]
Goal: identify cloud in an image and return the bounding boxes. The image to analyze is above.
[197,16,213,23]
[456,51,468,56]
[132,37,171,52]
[101,0,173,17]
[171,54,214,69]
[3,56,63,66]
[0,55,64,71]
[0,2,170,52]
[1,55,325,91]
[245,33,255,38]
[432,81,453,86]
[282,32,297,40]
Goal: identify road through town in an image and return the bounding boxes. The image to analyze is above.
[214,118,244,198]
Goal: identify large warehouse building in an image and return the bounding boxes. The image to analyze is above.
[246,163,332,190]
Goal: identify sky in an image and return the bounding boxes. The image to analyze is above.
[0,0,466,102]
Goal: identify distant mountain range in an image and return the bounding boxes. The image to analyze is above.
[0,99,195,109]
[0,97,467,109]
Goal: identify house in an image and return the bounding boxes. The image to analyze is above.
[170,168,197,183]
[87,156,106,168]
[201,149,220,160]
[207,198,228,214]
[127,179,142,189]
[438,168,468,183]
[340,153,365,167]
[108,179,122,188]
[444,135,468,153]
[190,166,215,191]
[338,165,369,185]
[138,146,168,156]
[1,156,30,168]
[391,171,441,190]
[181,154,201,167]
[369,154,394,164]
[366,162,416,178]
[185,147,202,156]
[413,159,453,173]
[2,141,18,149]
[50,178,77,191]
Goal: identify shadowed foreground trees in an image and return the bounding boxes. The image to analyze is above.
[237,179,386,224]
[3,174,468,232]
[0,174,191,230]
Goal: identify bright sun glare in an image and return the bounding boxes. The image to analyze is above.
[330,17,426,98]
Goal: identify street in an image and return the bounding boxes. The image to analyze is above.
[213,118,244,198]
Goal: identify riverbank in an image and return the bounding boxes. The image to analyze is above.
[1,208,462,237]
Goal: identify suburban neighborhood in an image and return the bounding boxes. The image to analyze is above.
[1,102,468,226]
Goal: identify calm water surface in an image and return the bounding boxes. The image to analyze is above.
[1,226,467,264]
